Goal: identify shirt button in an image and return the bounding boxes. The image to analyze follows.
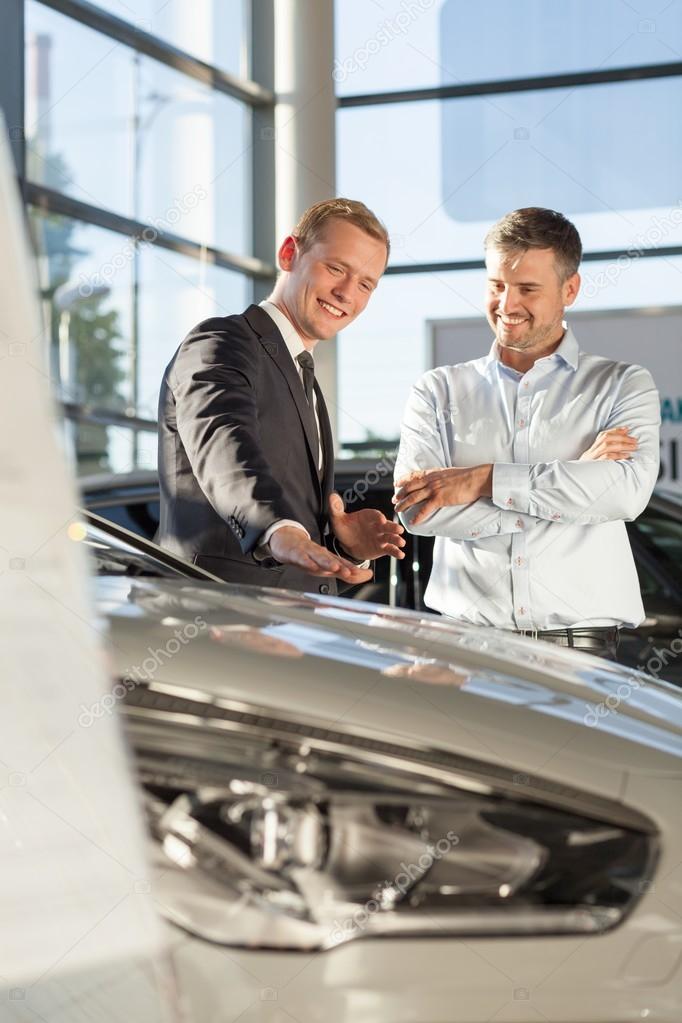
[523,381,529,388]
[515,518,524,528]
[506,497,513,506]
[551,512,561,520]
[515,556,524,566]
[518,606,526,615]
[518,419,526,428]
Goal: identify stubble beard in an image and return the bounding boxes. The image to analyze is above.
[496,313,564,353]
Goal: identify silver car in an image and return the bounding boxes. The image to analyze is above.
[83,513,682,1023]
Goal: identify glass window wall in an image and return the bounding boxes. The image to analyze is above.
[335,0,682,97]
[25,1,252,256]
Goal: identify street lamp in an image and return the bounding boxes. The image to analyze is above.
[53,280,110,402]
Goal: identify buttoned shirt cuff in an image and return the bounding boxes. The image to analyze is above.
[254,520,310,563]
[492,462,531,515]
[332,536,370,569]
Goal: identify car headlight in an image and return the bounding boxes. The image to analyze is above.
[125,683,658,951]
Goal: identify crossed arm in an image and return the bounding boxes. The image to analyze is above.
[393,366,660,538]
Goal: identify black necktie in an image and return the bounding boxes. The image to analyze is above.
[297,350,315,406]
[296,351,322,477]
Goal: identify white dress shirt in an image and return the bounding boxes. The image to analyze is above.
[256,300,321,549]
[395,327,661,630]
[256,302,368,568]
[259,300,322,471]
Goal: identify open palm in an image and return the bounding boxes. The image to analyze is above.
[328,493,405,562]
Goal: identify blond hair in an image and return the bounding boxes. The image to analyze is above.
[293,198,390,261]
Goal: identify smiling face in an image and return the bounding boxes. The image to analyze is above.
[271,218,388,346]
[485,246,580,369]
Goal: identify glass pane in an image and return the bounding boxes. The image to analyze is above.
[77,424,160,476]
[136,429,159,472]
[636,513,682,566]
[26,1,135,210]
[29,204,251,435]
[26,1,252,256]
[89,0,250,79]
[335,0,682,96]
[66,421,158,476]
[337,77,682,264]
[337,256,682,448]
[133,56,251,256]
[633,560,659,599]
[29,207,133,414]
[137,246,250,420]
[338,268,486,449]
[66,421,134,476]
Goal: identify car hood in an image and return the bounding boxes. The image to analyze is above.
[96,575,682,808]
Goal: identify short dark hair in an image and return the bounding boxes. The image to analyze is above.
[484,207,582,281]
[293,198,390,263]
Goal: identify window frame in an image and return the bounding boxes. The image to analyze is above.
[4,0,277,463]
[338,59,682,276]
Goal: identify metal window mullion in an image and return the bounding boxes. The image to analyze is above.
[250,0,276,304]
[62,402,157,432]
[384,246,682,276]
[26,182,276,279]
[339,61,682,108]
[0,0,25,179]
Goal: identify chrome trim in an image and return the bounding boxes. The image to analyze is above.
[84,509,220,582]
[123,682,657,834]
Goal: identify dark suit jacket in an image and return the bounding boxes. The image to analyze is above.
[158,304,340,592]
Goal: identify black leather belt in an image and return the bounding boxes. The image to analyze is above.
[515,627,619,650]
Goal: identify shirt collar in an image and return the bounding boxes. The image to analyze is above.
[554,326,580,370]
[486,322,580,375]
[259,299,311,365]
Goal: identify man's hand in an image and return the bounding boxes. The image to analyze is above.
[393,465,492,525]
[579,426,638,462]
[268,526,372,584]
[328,493,405,561]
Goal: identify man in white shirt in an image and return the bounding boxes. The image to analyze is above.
[394,207,660,659]
[159,198,405,592]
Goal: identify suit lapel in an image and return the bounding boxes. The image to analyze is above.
[243,305,321,484]
[316,381,335,500]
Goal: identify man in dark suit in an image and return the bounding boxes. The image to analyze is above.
[158,198,405,592]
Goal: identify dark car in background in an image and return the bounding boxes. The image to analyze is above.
[80,463,682,683]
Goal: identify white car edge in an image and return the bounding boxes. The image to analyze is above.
[91,559,682,1023]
